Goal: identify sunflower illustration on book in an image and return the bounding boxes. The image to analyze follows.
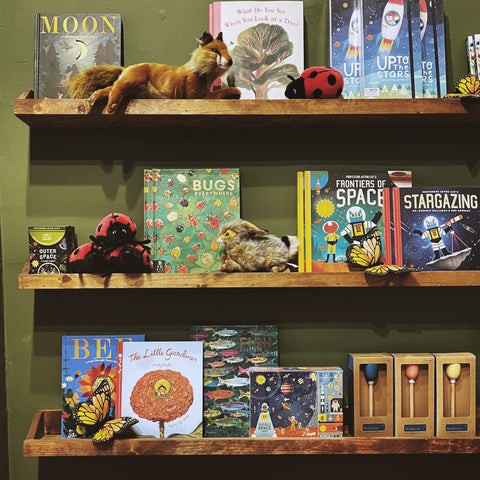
[130,369,194,438]
[74,378,138,445]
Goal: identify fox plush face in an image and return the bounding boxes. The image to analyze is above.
[192,32,234,77]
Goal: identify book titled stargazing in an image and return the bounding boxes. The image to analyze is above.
[390,187,480,271]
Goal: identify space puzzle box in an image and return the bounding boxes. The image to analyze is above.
[191,325,278,437]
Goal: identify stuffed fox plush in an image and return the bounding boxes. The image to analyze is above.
[67,31,241,112]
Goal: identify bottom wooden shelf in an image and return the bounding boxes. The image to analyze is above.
[24,409,480,457]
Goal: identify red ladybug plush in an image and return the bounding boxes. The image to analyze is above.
[69,242,109,274]
[285,67,344,99]
[94,213,137,247]
[107,243,152,273]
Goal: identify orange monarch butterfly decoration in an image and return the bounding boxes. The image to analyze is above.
[74,378,138,445]
[445,75,480,98]
[346,227,416,276]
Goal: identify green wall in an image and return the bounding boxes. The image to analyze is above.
[1,1,479,479]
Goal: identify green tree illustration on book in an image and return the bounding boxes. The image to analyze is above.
[227,23,299,99]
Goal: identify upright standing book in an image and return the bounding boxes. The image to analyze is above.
[61,334,145,438]
[300,170,412,272]
[143,168,241,273]
[391,187,480,271]
[117,341,203,438]
[209,1,304,99]
[34,13,122,99]
[190,324,279,437]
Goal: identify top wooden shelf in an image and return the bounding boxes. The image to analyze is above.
[13,90,480,128]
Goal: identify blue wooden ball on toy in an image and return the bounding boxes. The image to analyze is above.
[364,363,379,384]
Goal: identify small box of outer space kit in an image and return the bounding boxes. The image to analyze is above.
[249,367,343,437]
[329,0,363,99]
[362,0,422,98]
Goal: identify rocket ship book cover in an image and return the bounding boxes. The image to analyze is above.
[61,334,145,438]
[302,170,412,272]
[392,187,480,271]
[362,0,422,98]
[190,325,278,437]
[250,368,318,438]
[329,0,363,99]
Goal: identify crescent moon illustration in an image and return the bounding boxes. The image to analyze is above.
[75,40,88,61]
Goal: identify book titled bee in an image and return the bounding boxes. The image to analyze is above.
[34,13,122,99]
[117,341,203,438]
[209,1,304,99]
[61,334,145,439]
[190,325,279,437]
[143,168,240,273]
[390,187,480,271]
[29,225,76,274]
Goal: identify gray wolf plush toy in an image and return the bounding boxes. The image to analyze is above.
[217,219,298,272]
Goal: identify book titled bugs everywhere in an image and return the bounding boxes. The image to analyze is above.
[144,168,240,273]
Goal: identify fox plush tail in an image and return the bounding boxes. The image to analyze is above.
[68,65,124,99]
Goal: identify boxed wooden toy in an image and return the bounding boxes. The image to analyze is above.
[434,352,476,437]
[347,353,394,436]
[392,353,435,437]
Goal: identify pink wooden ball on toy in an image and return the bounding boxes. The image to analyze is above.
[405,364,419,382]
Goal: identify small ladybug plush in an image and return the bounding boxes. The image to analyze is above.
[285,67,344,99]
[94,212,137,247]
[69,242,109,274]
[107,243,152,274]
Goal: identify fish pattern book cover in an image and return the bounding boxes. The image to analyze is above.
[393,187,480,271]
[61,334,144,438]
[191,325,278,437]
[34,14,122,99]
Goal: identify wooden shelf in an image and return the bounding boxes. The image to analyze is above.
[24,409,480,457]
[13,90,480,128]
[17,262,480,289]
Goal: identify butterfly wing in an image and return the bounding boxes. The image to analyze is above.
[74,378,111,427]
[456,75,480,95]
[92,417,138,444]
[346,228,382,268]
[365,264,418,276]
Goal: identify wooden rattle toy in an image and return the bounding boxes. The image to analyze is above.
[445,363,461,417]
[405,364,419,418]
[364,364,379,417]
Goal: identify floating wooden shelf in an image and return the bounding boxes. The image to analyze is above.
[17,262,480,289]
[24,409,480,457]
[13,90,480,128]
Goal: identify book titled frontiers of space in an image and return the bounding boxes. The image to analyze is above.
[61,334,145,439]
[209,1,304,99]
[117,341,203,439]
[190,324,279,437]
[391,187,480,271]
[34,13,122,99]
[298,170,412,272]
[143,168,240,273]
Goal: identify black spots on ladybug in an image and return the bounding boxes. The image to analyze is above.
[97,224,102,233]
[328,74,337,86]
[313,89,323,99]
[336,88,343,97]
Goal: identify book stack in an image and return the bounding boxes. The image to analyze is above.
[329,0,446,99]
